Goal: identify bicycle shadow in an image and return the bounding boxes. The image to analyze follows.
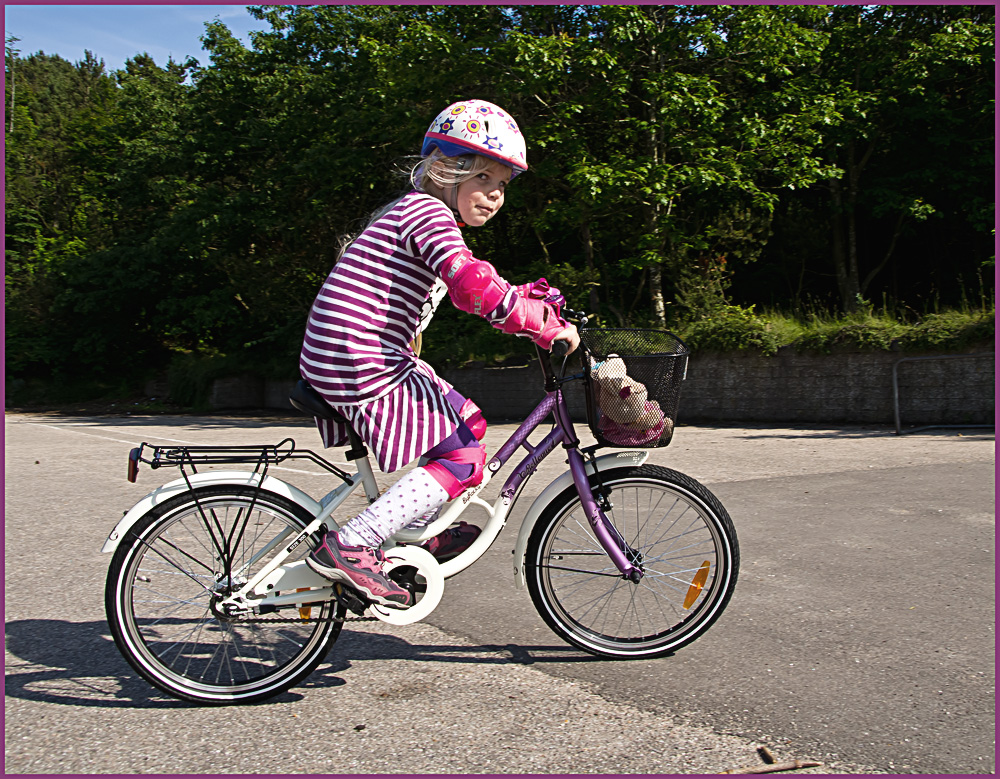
[333,624,604,668]
[4,618,602,709]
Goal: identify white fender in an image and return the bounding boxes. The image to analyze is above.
[511,450,649,589]
[101,470,322,553]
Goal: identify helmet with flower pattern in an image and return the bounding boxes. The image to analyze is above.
[421,99,527,176]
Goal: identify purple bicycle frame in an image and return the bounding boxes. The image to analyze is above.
[485,388,642,581]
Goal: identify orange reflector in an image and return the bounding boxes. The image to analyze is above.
[297,587,312,620]
[683,561,711,609]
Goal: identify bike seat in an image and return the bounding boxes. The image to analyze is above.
[289,380,348,424]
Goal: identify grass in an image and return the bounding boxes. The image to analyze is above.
[420,301,996,366]
[676,303,995,357]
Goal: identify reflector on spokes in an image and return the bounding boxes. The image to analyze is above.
[684,561,711,609]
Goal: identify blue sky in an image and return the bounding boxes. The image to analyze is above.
[4,5,269,72]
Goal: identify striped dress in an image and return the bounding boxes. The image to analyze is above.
[300,192,471,472]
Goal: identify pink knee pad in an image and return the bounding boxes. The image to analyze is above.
[460,398,487,441]
[422,443,487,499]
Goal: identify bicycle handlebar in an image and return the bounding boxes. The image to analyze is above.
[548,308,588,359]
[550,339,571,359]
[537,309,589,386]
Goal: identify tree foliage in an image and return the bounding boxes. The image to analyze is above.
[4,6,994,392]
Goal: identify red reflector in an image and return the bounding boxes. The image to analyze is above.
[127,448,140,483]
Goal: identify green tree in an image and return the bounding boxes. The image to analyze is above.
[815,5,994,311]
[5,5,993,396]
[57,54,202,376]
[4,48,119,377]
[492,6,840,325]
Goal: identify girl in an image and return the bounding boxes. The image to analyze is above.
[300,99,579,607]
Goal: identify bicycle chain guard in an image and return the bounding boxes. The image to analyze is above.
[239,546,444,626]
[368,545,444,626]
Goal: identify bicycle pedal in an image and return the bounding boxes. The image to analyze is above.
[335,585,370,616]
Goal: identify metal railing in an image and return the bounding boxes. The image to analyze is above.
[892,352,995,435]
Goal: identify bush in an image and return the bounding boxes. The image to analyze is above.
[897,310,995,351]
[788,317,907,353]
[166,352,253,409]
[677,305,781,356]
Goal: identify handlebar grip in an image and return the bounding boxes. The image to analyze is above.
[550,339,570,359]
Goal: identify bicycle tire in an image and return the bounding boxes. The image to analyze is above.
[105,485,344,704]
[525,465,738,659]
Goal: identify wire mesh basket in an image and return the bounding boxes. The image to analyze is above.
[579,328,689,448]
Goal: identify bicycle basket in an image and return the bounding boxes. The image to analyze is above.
[580,328,689,448]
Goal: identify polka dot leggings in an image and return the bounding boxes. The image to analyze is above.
[336,388,481,550]
[337,466,450,548]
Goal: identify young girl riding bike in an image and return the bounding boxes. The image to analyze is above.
[300,99,580,608]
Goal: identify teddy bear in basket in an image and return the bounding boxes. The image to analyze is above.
[592,355,672,446]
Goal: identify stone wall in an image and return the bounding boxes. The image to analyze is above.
[217,348,995,428]
[679,348,994,425]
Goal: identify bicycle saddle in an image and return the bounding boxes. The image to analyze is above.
[289,380,348,424]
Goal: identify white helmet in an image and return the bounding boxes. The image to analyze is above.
[422,99,527,176]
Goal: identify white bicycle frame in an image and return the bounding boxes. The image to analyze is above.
[103,420,648,628]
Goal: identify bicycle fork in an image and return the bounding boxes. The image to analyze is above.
[554,399,644,583]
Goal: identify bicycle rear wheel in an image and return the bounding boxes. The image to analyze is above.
[525,465,738,658]
[105,485,343,704]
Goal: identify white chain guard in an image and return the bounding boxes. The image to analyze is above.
[368,545,444,625]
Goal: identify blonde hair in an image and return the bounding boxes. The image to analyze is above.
[334,152,509,262]
[410,149,509,193]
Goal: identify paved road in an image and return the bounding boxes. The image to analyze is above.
[4,411,994,774]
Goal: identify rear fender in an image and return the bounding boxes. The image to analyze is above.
[101,471,322,553]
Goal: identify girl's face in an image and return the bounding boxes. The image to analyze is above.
[453,161,510,227]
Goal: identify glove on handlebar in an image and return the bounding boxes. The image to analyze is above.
[509,278,569,349]
[517,278,565,310]
[444,252,568,349]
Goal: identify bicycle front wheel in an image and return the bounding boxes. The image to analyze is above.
[105,485,344,705]
[526,465,738,659]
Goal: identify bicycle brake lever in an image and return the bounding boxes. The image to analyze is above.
[559,308,590,327]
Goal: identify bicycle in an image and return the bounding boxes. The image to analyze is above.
[103,317,739,705]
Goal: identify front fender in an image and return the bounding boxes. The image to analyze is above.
[101,471,322,553]
[511,450,648,588]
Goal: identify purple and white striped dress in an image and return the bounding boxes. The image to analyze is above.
[300,192,470,472]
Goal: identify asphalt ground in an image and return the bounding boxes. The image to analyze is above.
[3,411,995,775]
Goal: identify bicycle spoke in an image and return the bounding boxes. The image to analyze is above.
[528,467,737,657]
[111,489,341,701]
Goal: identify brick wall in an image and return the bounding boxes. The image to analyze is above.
[232,347,995,428]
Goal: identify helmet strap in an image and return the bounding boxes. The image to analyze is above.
[448,167,466,227]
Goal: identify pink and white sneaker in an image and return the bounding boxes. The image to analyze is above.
[307,531,412,608]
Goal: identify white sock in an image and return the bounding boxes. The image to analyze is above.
[337,467,449,548]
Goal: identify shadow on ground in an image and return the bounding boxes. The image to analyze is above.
[4,618,598,709]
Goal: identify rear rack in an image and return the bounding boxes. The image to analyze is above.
[127,437,352,484]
